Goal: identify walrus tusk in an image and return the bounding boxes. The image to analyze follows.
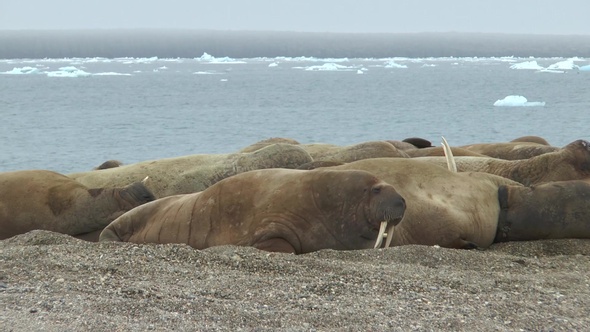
[384,223,395,248]
[374,221,388,249]
[441,136,457,173]
[142,176,149,184]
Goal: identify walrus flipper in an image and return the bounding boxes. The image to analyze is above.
[99,228,123,242]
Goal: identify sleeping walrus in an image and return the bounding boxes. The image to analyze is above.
[331,157,590,248]
[0,169,155,241]
[100,168,407,254]
[69,143,313,198]
[414,139,590,185]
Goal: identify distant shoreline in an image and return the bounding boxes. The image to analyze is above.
[1,29,589,59]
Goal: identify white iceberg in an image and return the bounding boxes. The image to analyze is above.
[93,72,132,76]
[0,66,42,74]
[510,61,544,70]
[384,60,407,68]
[268,62,279,67]
[46,66,91,78]
[197,52,246,64]
[547,59,578,70]
[303,63,354,71]
[494,95,545,107]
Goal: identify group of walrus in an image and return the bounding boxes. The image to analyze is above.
[2,134,590,254]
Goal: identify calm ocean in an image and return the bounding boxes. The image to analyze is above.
[1,55,589,174]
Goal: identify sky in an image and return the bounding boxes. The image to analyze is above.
[1,0,589,35]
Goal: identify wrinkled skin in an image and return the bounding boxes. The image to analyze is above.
[69,143,314,198]
[460,142,559,160]
[100,169,406,254]
[332,158,520,248]
[0,170,154,241]
[496,180,590,242]
[415,139,590,185]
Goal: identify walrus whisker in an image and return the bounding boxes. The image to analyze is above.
[441,136,457,173]
[385,223,395,247]
[374,221,388,249]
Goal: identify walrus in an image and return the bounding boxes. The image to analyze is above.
[460,141,559,160]
[510,135,550,145]
[331,158,519,248]
[100,168,407,254]
[238,137,301,153]
[299,141,409,162]
[404,146,488,158]
[414,139,590,185]
[94,160,123,170]
[0,170,155,241]
[495,180,590,242]
[401,137,433,149]
[69,143,313,198]
[332,157,590,248]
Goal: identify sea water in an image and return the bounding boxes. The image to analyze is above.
[1,56,589,174]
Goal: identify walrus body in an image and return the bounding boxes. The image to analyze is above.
[496,180,590,242]
[460,142,559,160]
[0,170,155,241]
[69,143,313,198]
[100,169,406,254]
[404,146,488,158]
[415,140,590,185]
[332,157,590,248]
[332,158,520,248]
[300,141,409,162]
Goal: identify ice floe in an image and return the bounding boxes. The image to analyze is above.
[196,52,246,64]
[493,95,546,107]
[0,66,42,75]
[300,63,356,71]
[510,61,543,70]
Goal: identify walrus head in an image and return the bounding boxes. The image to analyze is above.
[309,170,406,251]
[368,181,406,249]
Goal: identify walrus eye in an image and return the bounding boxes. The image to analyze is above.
[371,186,381,194]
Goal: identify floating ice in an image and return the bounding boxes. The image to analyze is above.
[547,58,578,70]
[303,63,354,71]
[421,64,436,67]
[46,66,91,78]
[384,60,407,69]
[0,66,42,75]
[356,69,363,74]
[579,64,590,71]
[268,62,278,67]
[93,72,132,76]
[510,61,543,70]
[197,52,246,64]
[494,95,545,107]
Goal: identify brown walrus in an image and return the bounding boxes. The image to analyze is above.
[332,158,590,248]
[69,143,313,198]
[414,139,590,185]
[238,137,301,153]
[0,170,155,241]
[299,141,409,162]
[495,180,590,242]
[94,160,123,170]
[404,146,488,158]
[331,158,519,248]
[510,135,550,145]
[460,141,559,160]
[99,168,407,254]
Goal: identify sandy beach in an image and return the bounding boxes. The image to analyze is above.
[1,231,589,331]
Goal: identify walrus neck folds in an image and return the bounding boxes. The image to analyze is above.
[494,185,513,242]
